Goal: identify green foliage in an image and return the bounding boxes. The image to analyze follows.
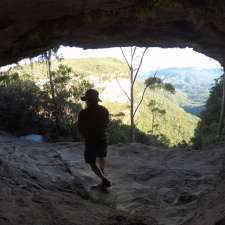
[163,83,175,94]
[145,77,162,87]
[145,67,223,115]
[136,87,199,147]
[104,89,199,147]
[148,99,166,135]
[19,58,129,82]
[145,77,175,94]
[0,64,92,139]
[5,57,199,147]
[0,72,20,86]
[193,76,225,148]
[107,119,131,144]
[43,63,93,137]
[107,119,164,146]
[0,72,48,134]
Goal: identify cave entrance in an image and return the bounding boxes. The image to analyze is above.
[1,45,223,147]
[56,45,223,114]
[54,46,224,147]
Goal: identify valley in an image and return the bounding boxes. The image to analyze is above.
[142,67,223,115]
[12,58,201,146]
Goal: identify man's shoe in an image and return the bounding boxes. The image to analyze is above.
[102,178,111,188]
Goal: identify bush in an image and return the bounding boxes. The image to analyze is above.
[107,119,165,146]
[0,81,45,134]
[0,69,84,139]
[107,119,131,144]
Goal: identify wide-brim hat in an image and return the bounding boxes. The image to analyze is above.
[81,89,102,102]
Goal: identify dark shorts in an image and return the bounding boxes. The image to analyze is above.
[84,142,107,164]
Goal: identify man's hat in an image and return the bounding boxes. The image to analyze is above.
[81,89,102,102]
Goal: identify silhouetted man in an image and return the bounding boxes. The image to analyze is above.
[78,89,111,189]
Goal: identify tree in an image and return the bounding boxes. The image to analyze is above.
[0,57,94,138]
[193,76,224,148]
[148,99,166,135]
[119,47,148,142]
[119,47,175,142]
[145,78,175,136]
[37,47,93,136]
[42,64,93,135]
[0,70,47,134]
[40,47,69,134]
[217,72,225,137]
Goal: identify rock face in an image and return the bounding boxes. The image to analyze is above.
[0,0,225,66]
[0,135,156,225]
[1,134,225,225]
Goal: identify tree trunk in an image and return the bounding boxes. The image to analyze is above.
[218,72,225,137]
[47,58,55,100]
[130,68,135,142]
[119,47,148,143]
[29,58,34,77]
[47,55,60,135]
[152,112,155,135]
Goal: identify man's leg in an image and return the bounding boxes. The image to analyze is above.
[89,163,111,188]
[85,145,111,188]
[89,163,105,180]
[85,147,104,179]
[98,157,105,174]
[97,146,111,187]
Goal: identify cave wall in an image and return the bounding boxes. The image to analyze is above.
[0,0,225,66]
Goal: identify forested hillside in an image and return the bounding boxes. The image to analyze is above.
[6,58,199,147]
[104,88,198,147]
[193,76,225,148]
[18,57,129,81]
[142,67,223,115]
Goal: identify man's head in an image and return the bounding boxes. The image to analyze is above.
[81,89,102,106]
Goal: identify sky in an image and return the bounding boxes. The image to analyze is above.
[1,46,222,73]
[58,46,222,74]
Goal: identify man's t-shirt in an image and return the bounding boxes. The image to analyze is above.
[78,105,109,145]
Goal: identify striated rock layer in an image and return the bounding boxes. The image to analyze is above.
[0,0,225,66]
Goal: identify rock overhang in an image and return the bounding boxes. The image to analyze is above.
[0,0,225,66]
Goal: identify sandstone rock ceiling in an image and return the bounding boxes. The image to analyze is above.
[0,0,225,66]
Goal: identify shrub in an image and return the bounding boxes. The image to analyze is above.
[0,80,45,134]
[107,118,165,146]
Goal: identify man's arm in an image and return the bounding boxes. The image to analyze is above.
[101,108,109,129]
[105,108,109,126]
[78,111,85,137]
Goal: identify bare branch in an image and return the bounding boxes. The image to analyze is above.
[130,47,133,64]
[153,70,158,78]
[131,47,137,64]
[133,85,148,117]
[120,47,131,69]
[116,77,131,102]
[133,47,148,85]
[153,69,167,82]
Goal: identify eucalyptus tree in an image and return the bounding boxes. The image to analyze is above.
[39,47,61,133]
[148,99,166,135]
[119,47,175,142]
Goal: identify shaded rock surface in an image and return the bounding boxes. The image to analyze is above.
[0,133,225,225]
[0,1,225,66]
[0,134,156,225]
